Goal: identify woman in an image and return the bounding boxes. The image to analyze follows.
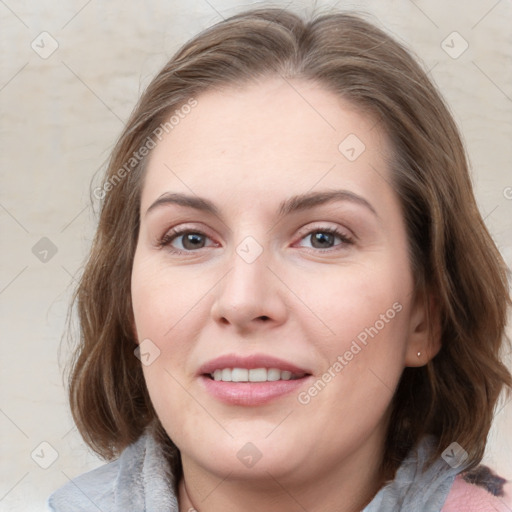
[47,7,511,512]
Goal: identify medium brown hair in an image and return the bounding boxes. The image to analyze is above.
[66,7,511,484]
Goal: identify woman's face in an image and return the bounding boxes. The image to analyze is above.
[131,78,428,485]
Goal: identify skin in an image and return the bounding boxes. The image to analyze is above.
[131,77,440,512]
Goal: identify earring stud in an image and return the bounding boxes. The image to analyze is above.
[417,351,421,357]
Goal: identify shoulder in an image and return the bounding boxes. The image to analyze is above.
[46,458,121,511]
[46,434,148,512]
[442,473,511,512]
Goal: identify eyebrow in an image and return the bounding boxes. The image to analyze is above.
[145,190,378,219]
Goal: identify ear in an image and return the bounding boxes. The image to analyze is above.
[404,290,441,367]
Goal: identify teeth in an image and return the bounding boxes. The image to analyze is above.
[232,368,248,382]
[248,368,267,382]
[267,368,280,381]
[211,368,303,382]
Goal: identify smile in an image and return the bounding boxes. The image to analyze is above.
[198,353,312,405]
[209,367,307,382]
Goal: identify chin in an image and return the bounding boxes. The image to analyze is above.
[181,434,309,480]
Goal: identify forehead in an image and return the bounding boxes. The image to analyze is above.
[141,78,393,212]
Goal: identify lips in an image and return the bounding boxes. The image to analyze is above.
[198,353,312,377]
[198,353,313,406]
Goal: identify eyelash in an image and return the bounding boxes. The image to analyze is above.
[157,226,354,254]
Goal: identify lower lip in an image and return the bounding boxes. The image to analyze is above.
[200,375,312,406]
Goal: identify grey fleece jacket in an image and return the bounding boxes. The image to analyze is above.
[46,431,462,512]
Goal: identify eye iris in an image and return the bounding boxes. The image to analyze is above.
[183,233,205,250]
[312,232,334,249]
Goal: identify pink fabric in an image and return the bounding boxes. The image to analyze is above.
[441,474,510,512]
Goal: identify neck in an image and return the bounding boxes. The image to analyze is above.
[177,429,387,512]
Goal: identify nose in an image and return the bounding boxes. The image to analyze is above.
[210,238,288,334]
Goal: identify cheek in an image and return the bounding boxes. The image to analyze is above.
[132,271,202,447]
[131,250,206,342]
[299,258,410,346]
[142,358,200,435]
[294,258,412,418]
[131,251,210,431]
[294,280,409,459]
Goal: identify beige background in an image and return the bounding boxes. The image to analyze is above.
[0,1,511,510]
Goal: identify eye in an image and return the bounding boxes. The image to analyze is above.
[158,225,354,254]
[158,228,216,253]
[296,226,354,251]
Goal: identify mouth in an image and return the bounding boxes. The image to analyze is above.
[198,353,312,377]
[198,354,313,406]
[205,367,309,382]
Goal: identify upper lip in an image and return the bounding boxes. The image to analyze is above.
[198,353,312,376]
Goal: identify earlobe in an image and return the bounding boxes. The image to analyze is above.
[405,291,442,367]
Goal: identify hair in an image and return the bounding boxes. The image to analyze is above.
[463,465,508,497]
[66,6,511,491]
